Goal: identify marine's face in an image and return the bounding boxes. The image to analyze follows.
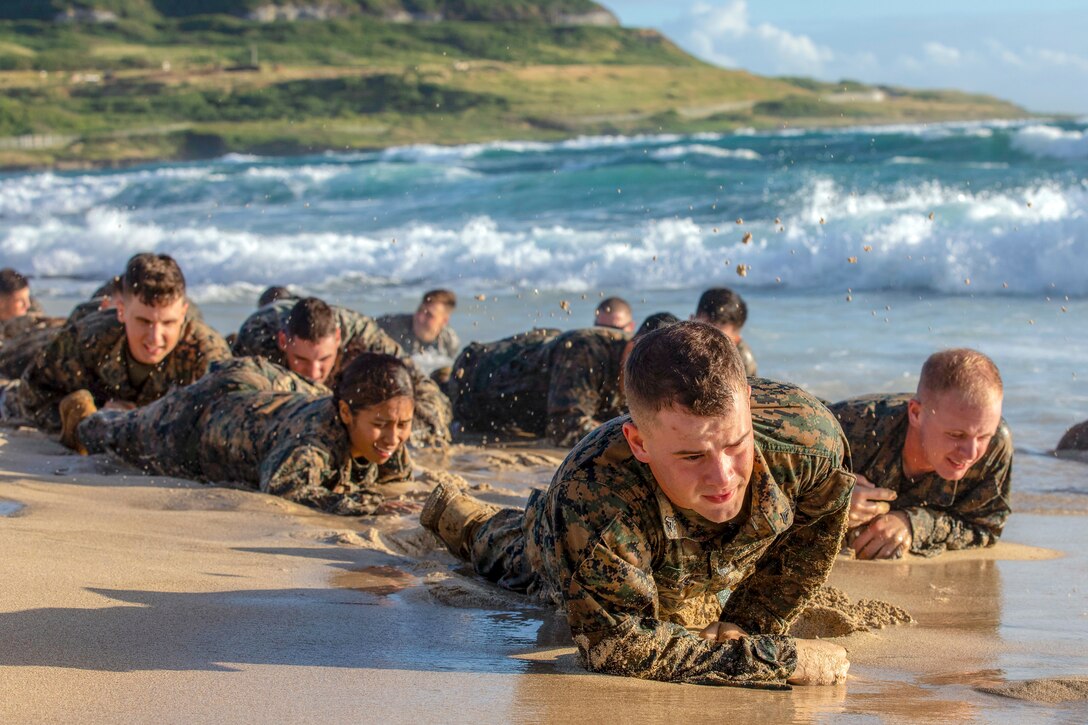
[0,287,31,321]
[692,314,741,344]
[623,394,755,524]
[277,329,340,385]
[115,294,188,365]
[339,395,414,463]
[413,302,449,343]
[596,308,634,333]
[908,391,1003,481]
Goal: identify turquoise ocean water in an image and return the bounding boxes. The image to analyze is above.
[2,117,1086,494]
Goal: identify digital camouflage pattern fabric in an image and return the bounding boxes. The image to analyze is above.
[737,339,758,378]
[830,393,1013,556]
[450,378,853,687]
[0,312,64,345]
[17,308,231,430]
[447,327,629,447]
[377,312,461,358]
[78,356,411,514]
[0,325,63,380]
[232,300,451,447]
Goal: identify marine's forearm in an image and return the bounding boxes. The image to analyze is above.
[720,505,849,633]
[902,505,1005,553]
[574,617,796,687]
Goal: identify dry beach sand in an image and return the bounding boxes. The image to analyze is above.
[2,426,1087,724]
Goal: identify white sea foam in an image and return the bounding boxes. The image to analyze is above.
[1011,125,1088,160]
[651,145,762,161]
[888,156,930,165]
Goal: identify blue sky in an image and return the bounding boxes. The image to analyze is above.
[601,1,1088,114]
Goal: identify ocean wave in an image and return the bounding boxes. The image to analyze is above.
[4,176,1085,299]
[1011,125,1088,160]
[651,145,762,161]
[887,156,930,165]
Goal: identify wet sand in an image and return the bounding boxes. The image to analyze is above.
[2,427,1087,723]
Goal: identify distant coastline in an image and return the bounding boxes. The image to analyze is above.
[0,8,1038,172]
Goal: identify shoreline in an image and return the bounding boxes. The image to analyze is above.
[3,427,1087,721]
[0,112,1044,175]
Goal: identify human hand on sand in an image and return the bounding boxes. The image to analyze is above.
[848,474,897,527]
[850,511,912,560]
[788,640,850,685]
[698,621,748,642]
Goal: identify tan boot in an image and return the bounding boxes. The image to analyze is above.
[59,390,96,455]
[420,482,500,560]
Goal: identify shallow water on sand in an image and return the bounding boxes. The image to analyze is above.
[0,500,25,517]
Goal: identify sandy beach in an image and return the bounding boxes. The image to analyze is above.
[2,425,1086,724]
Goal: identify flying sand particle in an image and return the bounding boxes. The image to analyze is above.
[847,256,857,264]
[736,218,743,225]
[863,245,873,252]
[736,264,748,277]
[474,294,486,301]
[742,232,752,244]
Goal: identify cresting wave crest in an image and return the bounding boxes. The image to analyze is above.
[2,120,1085,300]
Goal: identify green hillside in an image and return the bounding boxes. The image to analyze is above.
[0,6,1028,170]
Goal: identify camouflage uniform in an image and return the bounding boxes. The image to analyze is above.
[376,313,461,358]
[455,378,853,687]
[448,327,628,447]
[830,393,1013,555]
[232,300,451,447]
[78,356,411,514]
[737,339,758,378]
[0,312,64,344]
[16,308,231,430]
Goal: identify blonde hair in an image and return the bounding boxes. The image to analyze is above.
[918,348,1003,406]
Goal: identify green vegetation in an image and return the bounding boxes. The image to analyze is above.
[0,10,1029,170]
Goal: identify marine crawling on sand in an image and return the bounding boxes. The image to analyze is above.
[424,321,853,687]
[59,354,417,516]
[831,348,1012,560]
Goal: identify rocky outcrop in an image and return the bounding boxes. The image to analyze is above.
[245,3,353,22]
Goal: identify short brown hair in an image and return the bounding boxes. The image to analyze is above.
[624,321,746,420]
[284,297,338,342]
[0,268,29,296]
[336,353,415,412]
[122,253,186,306]
[421,289,456,309]
[695,288,747,329]
[918,348,1003,406]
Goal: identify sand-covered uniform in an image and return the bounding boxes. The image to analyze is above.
[15,308,231,431]
[78,357,411,514]
[448,327,628,447]
[460,379,853,687]
[232,300,451,447]
[377,313,461,358]
[830,393,1013,556]
[737,339,758,377]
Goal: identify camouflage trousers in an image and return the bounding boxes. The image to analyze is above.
[469,490,554,599]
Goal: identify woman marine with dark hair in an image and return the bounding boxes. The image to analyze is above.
[60,354,415,516]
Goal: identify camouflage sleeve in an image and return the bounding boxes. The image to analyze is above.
[408,372,452,447]
[902,427,1013,554]
[18,323,89,430]
[719,459,853,634]
[558,509,797,687]
[191,325,233,376]
[344,321,406,359]
[260,445,384,516]
[545,343,610,447]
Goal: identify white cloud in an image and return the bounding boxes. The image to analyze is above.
[923,41,962,66]
[686,1,834,75]
[1028,48,1088,73]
